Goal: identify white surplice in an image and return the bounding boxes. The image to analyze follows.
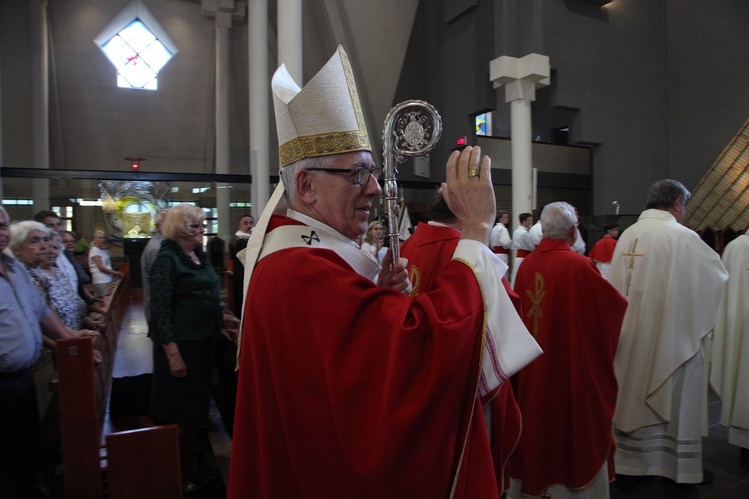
[710,234,749,448]
[489,222,512,265]
[609,209,728,483]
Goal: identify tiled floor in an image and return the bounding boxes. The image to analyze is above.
[108,298,749,498]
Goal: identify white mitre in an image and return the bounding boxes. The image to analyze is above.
[273,44,372,168]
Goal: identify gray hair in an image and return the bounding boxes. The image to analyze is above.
[47,230,62,247]
[540,202,577,240]
[646,179,690,210]
[281,155,339,207]
[0,205,9,224]
[9,220,49,251]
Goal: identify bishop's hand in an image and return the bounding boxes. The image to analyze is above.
[441,145,495,246]
[378,252,412,296]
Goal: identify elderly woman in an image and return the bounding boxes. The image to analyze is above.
[88,230,124,296]
[148,204,224,493]
[36,231,89,330]
[9,221,97,339]
[360,220,386,265]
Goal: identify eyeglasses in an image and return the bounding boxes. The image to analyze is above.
[188,223,206,230]
[306,166,382,186]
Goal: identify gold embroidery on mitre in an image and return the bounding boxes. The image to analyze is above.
[279,130,371,167]
[338,47,369,138]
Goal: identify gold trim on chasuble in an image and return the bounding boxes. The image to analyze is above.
[278,49,371,168]
[449,258,489,498]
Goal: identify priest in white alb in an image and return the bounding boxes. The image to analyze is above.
[710,231,749,468]
[609,179,728,485]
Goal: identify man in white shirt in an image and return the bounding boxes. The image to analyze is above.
[489,211,512,265]
[511,213,533,287]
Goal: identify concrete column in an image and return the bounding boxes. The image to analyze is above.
[278,0,302,83]
[215,22,231,246]
[489,53,550,221]
[201,0,245,257]
[490,53,549,271]
[30,0,50,209]
[248,0,270,217]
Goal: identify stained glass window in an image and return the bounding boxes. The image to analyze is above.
[100,20,172,90]
[94,1,178,91]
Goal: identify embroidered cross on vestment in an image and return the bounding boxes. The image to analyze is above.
[301,231,320,245]
[622,238,644,296]
[525,272,545,337]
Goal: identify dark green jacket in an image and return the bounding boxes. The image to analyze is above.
[149,238,221,344]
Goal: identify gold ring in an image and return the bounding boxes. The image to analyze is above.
[468,167,480,177]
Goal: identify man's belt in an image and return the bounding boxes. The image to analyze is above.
[492,247,509,255]
[516,249,532,258]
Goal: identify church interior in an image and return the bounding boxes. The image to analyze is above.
[2,0,749,497]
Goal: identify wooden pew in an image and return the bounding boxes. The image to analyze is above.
[55,274,181,497]
[105,425,182,499]
[56,337,102,498]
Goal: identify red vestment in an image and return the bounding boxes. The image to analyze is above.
[401,222,523,493]
[229,216,495,498]
[588,234,617,263]
[511,238,627,496]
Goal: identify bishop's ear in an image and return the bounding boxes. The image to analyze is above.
[295,170,317,204]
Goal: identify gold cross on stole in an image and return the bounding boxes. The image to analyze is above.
[525,272,545,337]
[622,238,644,296]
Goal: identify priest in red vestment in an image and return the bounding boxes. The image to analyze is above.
[509,202,627,498]
[400,192,539,493]
[228,46,541,498]
[588,221,619,279]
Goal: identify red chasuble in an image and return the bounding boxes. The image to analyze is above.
[511,238,627,496]
[588,234,617,264]
[229,217,493,498]
[401,222,523,493]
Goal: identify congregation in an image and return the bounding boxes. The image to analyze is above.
[3,44,749,499]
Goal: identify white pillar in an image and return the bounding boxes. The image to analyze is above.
[201,1,245,256]
[215,22,232,246]
[490,53,550,272]
[507,80,535,216]
[278,0,302,83]
[30,0,50,209]
[249,0,270,217]
[489,53,550,222]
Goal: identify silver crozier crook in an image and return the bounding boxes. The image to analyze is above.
[381,100,442,266]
